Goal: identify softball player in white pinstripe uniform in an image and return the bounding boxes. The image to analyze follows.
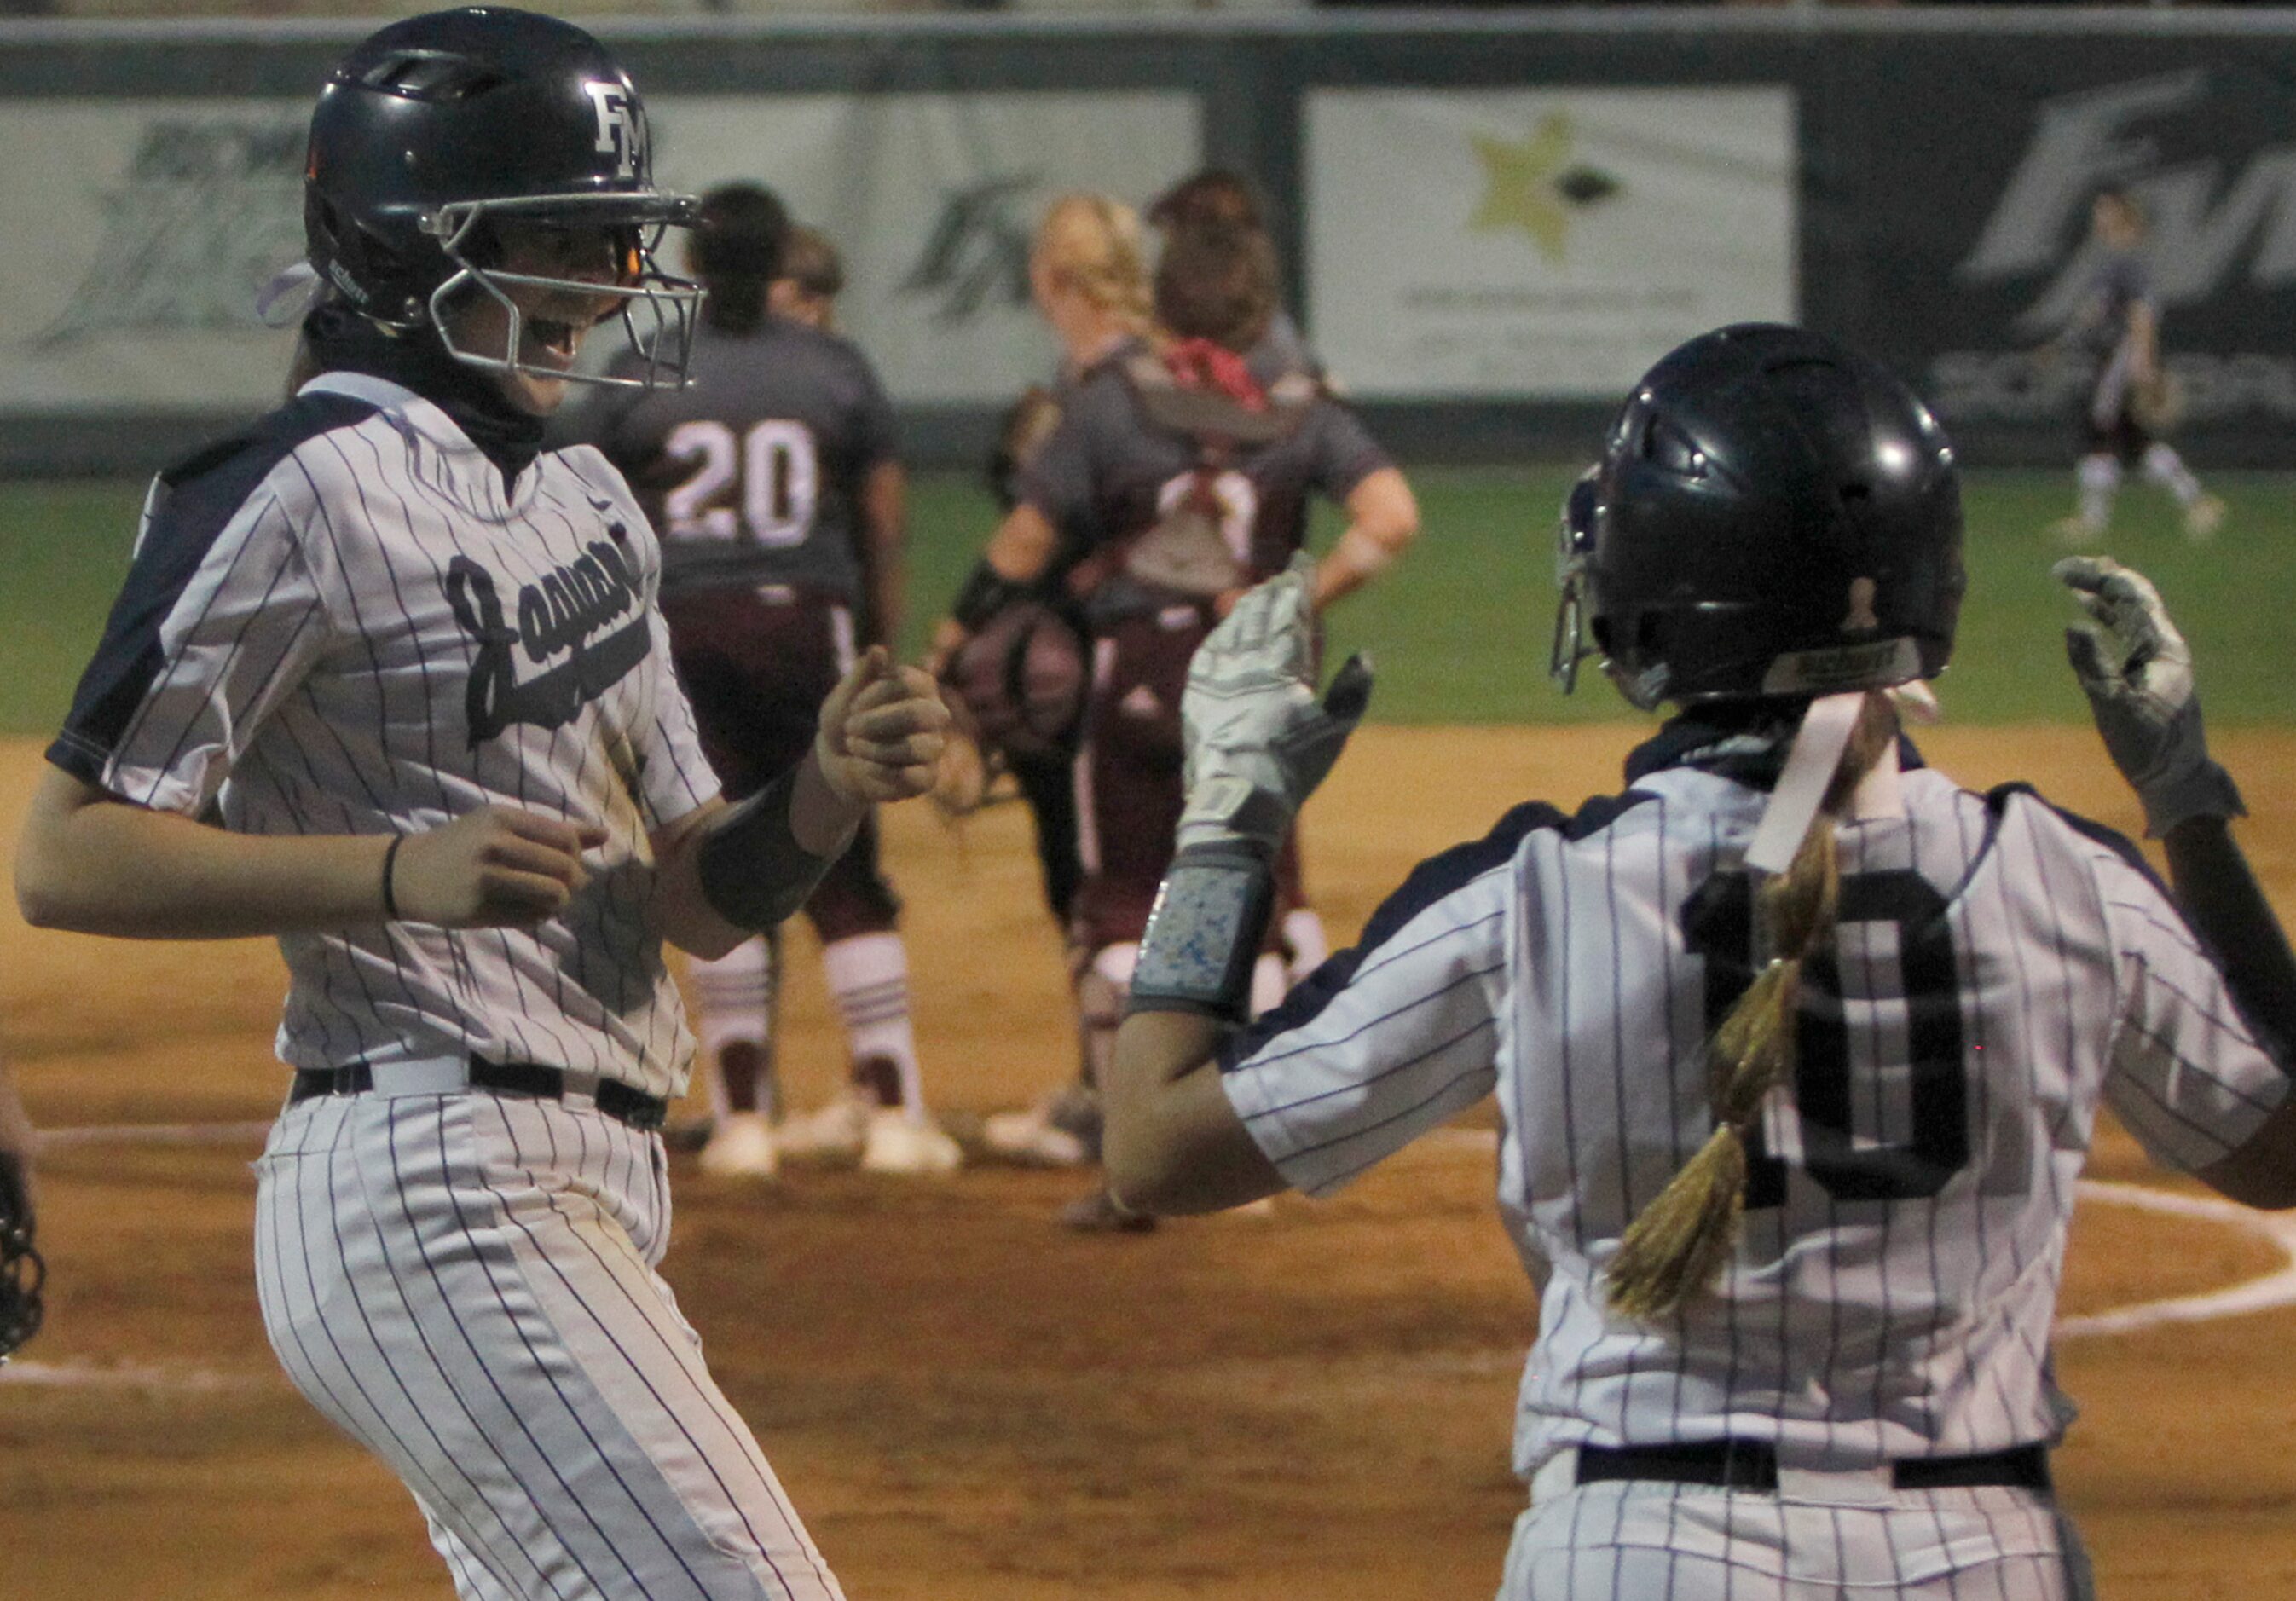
[13,13,946,1598]
[1103,325,2296,1598]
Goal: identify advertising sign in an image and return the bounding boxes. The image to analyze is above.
[1305,88,1797,399]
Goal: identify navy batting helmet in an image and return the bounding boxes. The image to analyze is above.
[1553,323,1964,710]
[304,7,701,387]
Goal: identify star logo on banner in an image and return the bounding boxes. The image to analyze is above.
[1469,113,1622,263]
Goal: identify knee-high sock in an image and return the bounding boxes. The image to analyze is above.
[2078,453,2120,530]
[688,934,775,1117]
[2141,441,2204,506]
[822,932,926,1115]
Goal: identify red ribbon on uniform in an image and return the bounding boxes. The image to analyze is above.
[1164,338,1268,413]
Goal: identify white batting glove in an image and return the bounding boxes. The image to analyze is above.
[1178,552,1374,858]
[2055,555,2245,837]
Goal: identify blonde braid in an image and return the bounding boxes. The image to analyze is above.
[1034,193,1154,336]
[1605,692,1898,1321]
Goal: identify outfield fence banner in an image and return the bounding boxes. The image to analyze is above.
[0,90,1196,418]
[0,99,306,413]
[648,93,1199,404]
[5,14,2296,474]
[1854,63,2296,447]
[1304,88,1796,400]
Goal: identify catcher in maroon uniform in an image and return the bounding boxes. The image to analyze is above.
[939,219,1418,1226]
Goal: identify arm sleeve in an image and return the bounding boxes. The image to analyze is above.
[1219,845,1512,1198]
[48,465,336,817]
[2097,847,2292,1173]
[1306,399,1395,502]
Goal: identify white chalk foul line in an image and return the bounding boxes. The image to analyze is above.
[2055,1180,2296,1338]
[0,1358,261,1391]
[36,1119,275,1149]
[1421,1128,2296,1338]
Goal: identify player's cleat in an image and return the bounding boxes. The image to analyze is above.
[2048,514,2104,548]
[2183,494,2225,542]
[773,1096,870,1163]
[1058,1187,1157,1234]
[697,1111,779,1180]
[980,1083,1102,1167]
[859,1111,964,1176]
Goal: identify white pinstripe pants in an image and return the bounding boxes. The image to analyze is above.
[1504,1477,2094,1600]
[254,1090,843,1601]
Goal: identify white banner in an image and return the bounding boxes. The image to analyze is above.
[0,92,1200,413]
[1306,88,1797,399]
[0,101,309,412]
[649,93,1198,404]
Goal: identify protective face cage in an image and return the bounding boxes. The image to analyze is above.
[423,191,705,392]
[1549,468,1601,696]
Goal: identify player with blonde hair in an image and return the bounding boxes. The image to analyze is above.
[1105,322,2296,1597]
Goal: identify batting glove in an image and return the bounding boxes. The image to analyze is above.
[2055,555,2245,837]
[1177,552,1374,858]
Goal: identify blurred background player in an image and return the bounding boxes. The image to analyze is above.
[942,216,1417,1227]
[1146,167,1338,987]
[1104,324,2296,1598]
[771,223,845,334]
[1144,169,1321,392]
[2047,188,2224,547]
[566,182,961,1179]
[954,194,1153,1170]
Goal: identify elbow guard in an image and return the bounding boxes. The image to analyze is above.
[696,769,836,933]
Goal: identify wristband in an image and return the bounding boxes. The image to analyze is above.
[2141,758,2247,839]
[951,559,1037,633]
[380,835,404,922]
[1127,840,1275,1024]
[697,769,836,932]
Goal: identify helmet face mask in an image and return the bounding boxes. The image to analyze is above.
[304,8,704,393]
[1548,468,1599,696]
[423,194,703,394]
[1549,323,1965,714]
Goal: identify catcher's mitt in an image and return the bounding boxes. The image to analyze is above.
[2131,370,2187,436]
[0,1155,43,1363]
[944,599,1086,762]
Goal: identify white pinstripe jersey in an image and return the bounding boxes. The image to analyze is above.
[1221,725,2288,1482]
[49,372,720,1100]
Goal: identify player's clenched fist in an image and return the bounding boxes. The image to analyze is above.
[813,646,951,806]
[387,806,610,928]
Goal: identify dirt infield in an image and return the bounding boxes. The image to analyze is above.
[4,725,2296,1599]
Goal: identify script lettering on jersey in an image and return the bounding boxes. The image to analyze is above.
[445,541,650,746]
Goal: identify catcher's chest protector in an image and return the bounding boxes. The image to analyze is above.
[1113,356,1316,604]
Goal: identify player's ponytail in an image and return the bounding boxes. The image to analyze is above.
[1605,691,1899,1321]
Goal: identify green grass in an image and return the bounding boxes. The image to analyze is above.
[3,467,2287,737]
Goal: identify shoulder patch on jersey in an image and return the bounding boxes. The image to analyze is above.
[48,391,381,784]
[1217,790,1656,1072]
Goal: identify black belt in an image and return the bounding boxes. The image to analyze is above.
[288,1059,669,1134]
[1576,1440,2051,1494]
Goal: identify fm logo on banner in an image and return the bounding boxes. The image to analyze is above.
[1935,71,2296,429]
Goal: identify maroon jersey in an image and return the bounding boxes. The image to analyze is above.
[1019,339,1391,604]
[569,315,897,604]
